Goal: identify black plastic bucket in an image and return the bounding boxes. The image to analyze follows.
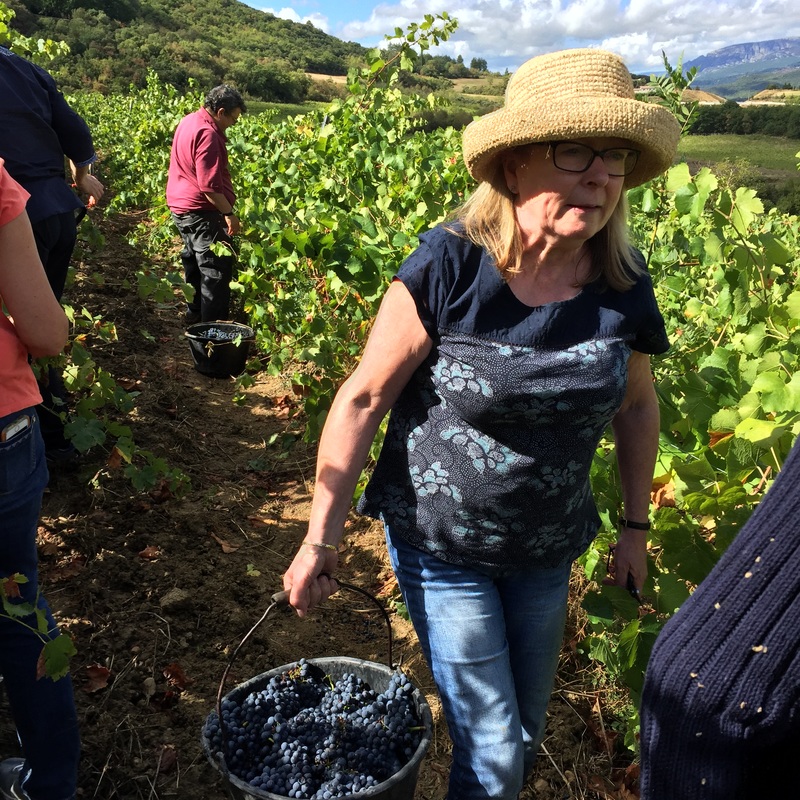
[202,656,432,800]
[185,321,254,378]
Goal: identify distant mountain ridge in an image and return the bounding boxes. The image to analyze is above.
[685,38,800,100]
[687,38,800,70]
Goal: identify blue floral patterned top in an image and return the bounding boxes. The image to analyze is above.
[357,225,669,571]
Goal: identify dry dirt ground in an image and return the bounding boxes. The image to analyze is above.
[0,211,638,800]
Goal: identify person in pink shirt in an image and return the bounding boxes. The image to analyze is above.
[0,159,77,800]
[166,84,246,324]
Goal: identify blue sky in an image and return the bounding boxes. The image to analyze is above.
[241,0,800,74]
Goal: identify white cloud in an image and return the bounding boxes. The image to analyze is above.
[336,0,800,74]
[254,6,330,33]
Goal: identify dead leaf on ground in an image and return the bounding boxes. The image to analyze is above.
[3,575,23,599]
[273,393,297,418]
[84,663,112,693]
[139,545,161,560]
[49,555,86,581]
[607,762,641,799]
[374,574,399,597]
[156,743,178,773]
[149,480,174,504]
[106,447,124,470]
[587,774,616,798]
[246,514,275,527]
[210,533,240,553]
[38,540,61,557]
[163,661,191,691]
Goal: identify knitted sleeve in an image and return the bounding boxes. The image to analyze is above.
[639,439,800,799]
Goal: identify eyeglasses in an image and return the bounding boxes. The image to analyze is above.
[544,140,640,177]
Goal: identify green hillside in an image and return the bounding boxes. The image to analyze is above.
[4,0,368,98]
[694,63,800,101]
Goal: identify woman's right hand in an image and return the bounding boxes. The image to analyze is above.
[282,544,339,617]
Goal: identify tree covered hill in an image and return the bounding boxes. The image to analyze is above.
[5,0,368,99]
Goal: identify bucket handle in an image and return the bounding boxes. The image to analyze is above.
[212,580,395,782]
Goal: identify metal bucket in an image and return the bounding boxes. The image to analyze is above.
[202,586,432,800]
[202,656,432,800]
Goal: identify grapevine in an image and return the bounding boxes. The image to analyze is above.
[59,18,800,749]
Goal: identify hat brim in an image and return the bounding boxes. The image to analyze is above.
[463,97,682,188]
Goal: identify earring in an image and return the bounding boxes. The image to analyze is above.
[509,184,518,194]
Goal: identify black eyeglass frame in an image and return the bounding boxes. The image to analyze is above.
[544,140,641,177]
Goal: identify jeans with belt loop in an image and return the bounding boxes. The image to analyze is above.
[0,408,79,799]
[385,524,570,800]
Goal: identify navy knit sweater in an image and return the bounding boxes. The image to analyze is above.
[639,439,800,798]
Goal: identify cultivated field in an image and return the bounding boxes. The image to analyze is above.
[678,133,800,173]
[751,88,800,103]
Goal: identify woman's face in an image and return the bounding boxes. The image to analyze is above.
[501,137,629,249]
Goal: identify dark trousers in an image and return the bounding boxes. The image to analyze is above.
[31,211,77,302]
[31,212,78,451]
[171,210,235,322]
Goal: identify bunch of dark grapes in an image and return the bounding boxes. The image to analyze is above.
[204,660,424,799]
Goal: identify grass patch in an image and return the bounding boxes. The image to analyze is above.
[247,100,327,119]
[679,134,800,173]
[678,134,800,215]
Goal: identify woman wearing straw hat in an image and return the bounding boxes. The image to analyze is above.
[284,48,680,798]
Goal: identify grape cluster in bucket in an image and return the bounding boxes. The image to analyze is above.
[202,326,246,342]
[204,659,424,799]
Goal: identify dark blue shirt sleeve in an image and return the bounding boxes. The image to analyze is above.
[628,270,670,355]
[394,240,444,340]
[29,59,95,166]
[0,47,95,220]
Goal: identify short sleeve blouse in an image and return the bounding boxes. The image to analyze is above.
[357,224,669,572]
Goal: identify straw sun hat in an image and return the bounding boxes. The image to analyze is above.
[462,48,682,188]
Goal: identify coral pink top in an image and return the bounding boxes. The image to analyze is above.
[0,160,42,417]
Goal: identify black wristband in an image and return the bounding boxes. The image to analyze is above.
[619,516,650,531]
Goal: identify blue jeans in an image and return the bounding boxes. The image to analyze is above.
[0,409,79,800]
[385,525,571,800]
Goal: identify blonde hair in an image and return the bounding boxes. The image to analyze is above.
[446,156,641,292]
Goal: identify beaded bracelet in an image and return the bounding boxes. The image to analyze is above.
[619,516,651,531]
[302,540,337,551]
